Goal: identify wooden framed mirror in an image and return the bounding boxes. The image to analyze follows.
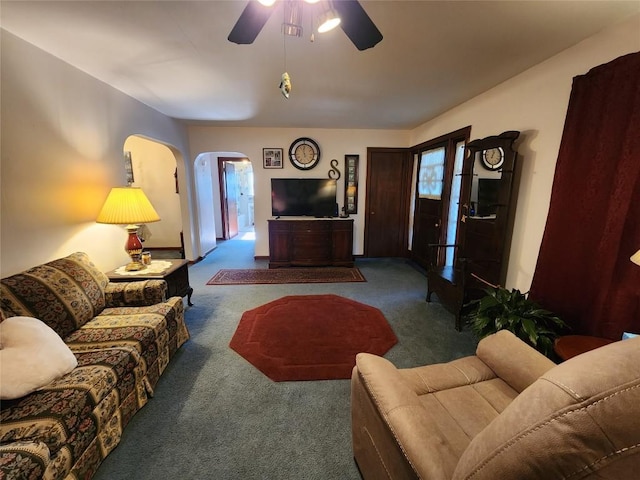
[427,131,521,330]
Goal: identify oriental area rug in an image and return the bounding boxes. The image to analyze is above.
[207,267,366,285]
[229,294,397,381]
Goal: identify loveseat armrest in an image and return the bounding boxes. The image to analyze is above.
[476,330,556,393]
[104,280,167,307]
[353,353,465,479]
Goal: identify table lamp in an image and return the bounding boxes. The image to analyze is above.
[96,187,160,271]
[631,249,640,266]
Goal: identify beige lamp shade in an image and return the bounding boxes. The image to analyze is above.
[97,187,160,271]
[631,249,640,266]
[96,187,160,225]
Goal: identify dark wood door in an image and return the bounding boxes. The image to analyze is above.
[412,198,442,269]
[411,128,471,271]
[364,148,413,257]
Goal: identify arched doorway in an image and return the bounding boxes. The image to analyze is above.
[193,152,255,257]
[123,135,185,258]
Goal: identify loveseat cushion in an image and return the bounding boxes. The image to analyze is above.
[0,252,109,338]
[351,332,548,480]
[453,336,640,480]
[354,351,522,480]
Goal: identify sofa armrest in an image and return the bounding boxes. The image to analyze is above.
[475,330,556,393]
[104,280,167,307]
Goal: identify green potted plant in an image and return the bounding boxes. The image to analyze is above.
[466,287,569,358]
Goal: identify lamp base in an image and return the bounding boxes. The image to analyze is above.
[125,258,146,271]
[124,225,147,272]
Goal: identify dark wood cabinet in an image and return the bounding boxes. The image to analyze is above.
[268,219,354,268]
[427,131,521,330]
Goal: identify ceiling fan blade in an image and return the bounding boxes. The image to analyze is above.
[333,0,383,51]
[228,1,274,45]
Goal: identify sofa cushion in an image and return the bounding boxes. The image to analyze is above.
[453,336,640,480]
[0,316,78,400]
[64,297,188,394]
[0,346,148,480]
[0,252,109,338]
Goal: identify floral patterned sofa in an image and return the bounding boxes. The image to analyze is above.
[0,252,190,480]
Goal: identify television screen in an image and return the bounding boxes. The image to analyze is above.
[271,178,337,217]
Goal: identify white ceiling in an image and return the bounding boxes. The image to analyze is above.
[2,1,639,129]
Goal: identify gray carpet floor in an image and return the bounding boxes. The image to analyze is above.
[93,235,478,480]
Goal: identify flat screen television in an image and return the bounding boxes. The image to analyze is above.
[271,178,337,217]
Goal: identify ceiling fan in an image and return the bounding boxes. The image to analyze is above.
[228,0,383,51]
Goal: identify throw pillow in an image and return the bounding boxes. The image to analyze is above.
[0,316,78,400]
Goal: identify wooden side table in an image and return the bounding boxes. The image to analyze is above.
[554,335,614,361]
[106,259,193,306]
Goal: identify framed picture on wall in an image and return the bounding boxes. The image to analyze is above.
[124,151,134,184]
[344,154,359,214]
[263,148,283,169]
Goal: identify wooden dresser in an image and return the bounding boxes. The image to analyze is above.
[268,218,354,268]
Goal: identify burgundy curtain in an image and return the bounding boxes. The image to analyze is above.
[529,52,640,340]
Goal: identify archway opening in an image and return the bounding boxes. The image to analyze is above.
[123,135,185,259]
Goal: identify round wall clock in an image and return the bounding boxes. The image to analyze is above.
[289,137,321,170]
[481,147,505,170]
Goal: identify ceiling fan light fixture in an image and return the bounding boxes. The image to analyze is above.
[282,23,303,37]
[258,0,276,6]
[282,0,303,37]
[317,4,341,33]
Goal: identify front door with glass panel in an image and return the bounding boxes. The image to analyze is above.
[411,146,446,270]
[411,130,468,272]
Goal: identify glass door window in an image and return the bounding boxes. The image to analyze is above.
[418,147,445,199]
[445,141,466,266]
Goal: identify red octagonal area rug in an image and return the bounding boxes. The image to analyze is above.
[229,294,398,381]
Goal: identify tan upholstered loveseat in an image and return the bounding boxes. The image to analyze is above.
[351,330,640,479]
[0,252,190,480]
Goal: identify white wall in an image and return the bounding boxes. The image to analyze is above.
[0,30,193,275]
[188,128,410,257]
[124,136,182,248]
[410,14,640,291]
[194,153,217,255]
